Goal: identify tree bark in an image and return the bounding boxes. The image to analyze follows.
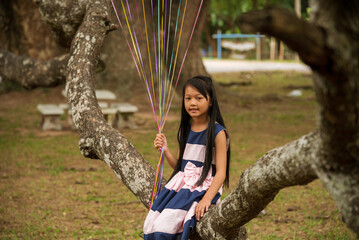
[238,3,359,236]
[0,0,65,60]
[33,0,87,48]
[179,0,209,91]
[309,1,359,234]
[238,7,329,69]
[0,50,69,89]
[196,133,318,239]
[204,19,217,58]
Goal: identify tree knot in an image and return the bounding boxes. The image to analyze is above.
[79,137,100,159]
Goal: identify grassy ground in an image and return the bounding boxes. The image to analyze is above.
[0,71,356,239]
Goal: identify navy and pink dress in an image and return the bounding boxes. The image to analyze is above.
[143,124,226,240]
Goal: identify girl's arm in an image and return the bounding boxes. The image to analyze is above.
[195,130,227,220]
[154,133,178,169]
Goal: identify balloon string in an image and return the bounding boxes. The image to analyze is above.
[121,0,154,113]
[120,0,145,83]
[123,0,160,131]
[136,0,156,104]
[112,0,160,130]
[162,0,203,131]
[165,0,182,103]
[157,0,161,127]
[150,0,159,94]
[161,0,166,127]
[162,0,169,127]
[164,0,172,112]
[111,0,163,212]
[111,0,204,209]
[165,0,187,119]
[125,0,150,98]
[149,149,164,210]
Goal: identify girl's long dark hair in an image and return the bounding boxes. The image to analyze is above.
[169,75,230,188]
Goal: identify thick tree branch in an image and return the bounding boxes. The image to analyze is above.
[33,0,87,47]
[32,0,117,48]
[238,7,329,69]
[309,1,359,235]
[196,132,318,239]
[0,50,68,89]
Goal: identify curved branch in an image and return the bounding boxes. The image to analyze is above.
[238,7,329,69]
[0,50,68,89]
[33,0,87,47]
[196,132,319,239]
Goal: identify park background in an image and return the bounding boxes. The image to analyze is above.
[0,0,357,239]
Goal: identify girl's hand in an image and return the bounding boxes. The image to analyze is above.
[195,198,211,220]
[154,134,168,152]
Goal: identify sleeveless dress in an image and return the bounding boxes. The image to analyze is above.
[143,124,226,240]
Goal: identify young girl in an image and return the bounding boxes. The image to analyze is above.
[143,75,230,240]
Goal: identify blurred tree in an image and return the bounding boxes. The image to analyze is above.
[203,0,309,58]
[0,0,208,96]
[207,0,307,34]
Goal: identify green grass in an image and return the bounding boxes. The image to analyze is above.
[0,72,356,239]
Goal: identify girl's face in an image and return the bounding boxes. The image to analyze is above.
[184,85,211,120]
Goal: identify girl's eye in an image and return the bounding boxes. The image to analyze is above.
[185,97,190,100]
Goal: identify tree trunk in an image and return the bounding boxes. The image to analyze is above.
[293,0,300,61]
[294,0,301,17]
[204,19,217,58]
[0,0,65,59]
[309,1,359,233]
[270,37,275,60]
[260,36,267,60]
[252,0,258,10]
[238,3,359,236]
[279,41,284,60]
[178,0,209,91]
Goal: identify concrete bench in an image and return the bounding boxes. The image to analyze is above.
[62,102,118,128]
[95,90,116,100]
[59,103,77,130]
[97,102,118,126]
[111,103,138,129]
[101,107,118,126]
[37,104,64,130]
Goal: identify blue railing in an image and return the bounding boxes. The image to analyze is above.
[212,31,263,59]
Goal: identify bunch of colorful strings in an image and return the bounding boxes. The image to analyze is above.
[110,0,203,210]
